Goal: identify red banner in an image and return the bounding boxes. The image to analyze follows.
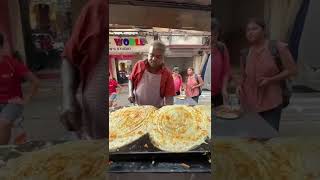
[109,54,137,60]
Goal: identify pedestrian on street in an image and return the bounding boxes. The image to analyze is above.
[172,67,183,96]
[109,73,121,107]
[0,32,40,145]
[237,18,298,131]
[60,0,108,139]
[185,67,204,103]
[128,41,176,108]
[211,18,231,107]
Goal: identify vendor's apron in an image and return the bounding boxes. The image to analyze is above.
[134,70,164,108]
[77,52,108,139]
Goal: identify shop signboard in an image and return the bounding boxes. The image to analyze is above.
[109,36,154,54]
[159,35,208,46]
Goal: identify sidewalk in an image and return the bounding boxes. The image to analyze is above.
[22,78,67,141]
[280,93,320,136]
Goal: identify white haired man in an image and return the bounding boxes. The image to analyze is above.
[128,41,175,107]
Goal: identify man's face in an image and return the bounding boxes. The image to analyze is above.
[148,46,164,68]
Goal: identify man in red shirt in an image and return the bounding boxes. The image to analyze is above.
[0,32,40,145]
[60,0,107,139]
[128,41,175,107]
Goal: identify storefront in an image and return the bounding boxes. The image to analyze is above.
[159,31,211,84]
[109,28,211,85]
[18,0,72,71]
[109,35,154,84]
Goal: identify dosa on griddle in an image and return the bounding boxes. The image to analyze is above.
[109,106,157,151]
[194,105,211,139]
[2,140,106,180]
[149,105,208,152]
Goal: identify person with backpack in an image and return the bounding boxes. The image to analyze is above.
[212,18,231,107]
[185,67,204,103]
[0,32,40,145]
[237,18,297,131]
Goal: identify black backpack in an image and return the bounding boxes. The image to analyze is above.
[240,40,292,108]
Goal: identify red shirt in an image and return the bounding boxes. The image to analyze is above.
[62,0,107,87]
[212,44,230,96]
[109,79,118,95]
[0,56,30,103]
[129,60,176,98]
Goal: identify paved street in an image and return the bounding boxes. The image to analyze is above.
[19,79,320,141]
[280,93,320,136]
[21,79,67,141]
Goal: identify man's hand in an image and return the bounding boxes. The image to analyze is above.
[128,95,135,103]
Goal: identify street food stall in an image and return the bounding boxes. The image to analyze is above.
[211,104,320,179]
[0,140,106,179]
[108,105,212,178]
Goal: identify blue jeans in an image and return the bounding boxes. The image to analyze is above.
[0,104,24,123]
[259,105,283,131]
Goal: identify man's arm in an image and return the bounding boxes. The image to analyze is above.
[61,59,80,111]
[128,80,135,103]
[60,59,83,132]
[164,72,176,105]
[128,80,134,96]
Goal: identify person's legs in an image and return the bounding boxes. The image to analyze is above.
[212,93,223,107]
[259,105,282,131]
[176,91,180,96]
[0,104,23,145]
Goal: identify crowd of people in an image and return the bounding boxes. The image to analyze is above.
[108,41,206,108]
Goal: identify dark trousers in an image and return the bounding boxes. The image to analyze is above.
[212,93,223,107]
[176,91,180,96]
[259,105,283,131]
